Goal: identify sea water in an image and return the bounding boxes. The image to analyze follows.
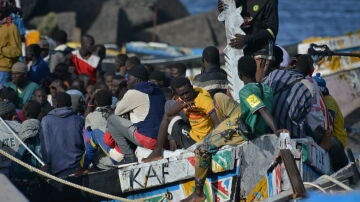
[180,0,360,45]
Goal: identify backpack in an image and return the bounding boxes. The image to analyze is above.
[301,77,333,143]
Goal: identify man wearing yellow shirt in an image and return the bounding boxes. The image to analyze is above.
[144,77,220,162]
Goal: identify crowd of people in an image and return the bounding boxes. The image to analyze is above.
[0,0,350,201]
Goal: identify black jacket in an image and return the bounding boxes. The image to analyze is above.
[236,0,279,55]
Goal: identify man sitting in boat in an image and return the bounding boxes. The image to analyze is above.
[144,77,220,162]
[0,100,21,176]
[263,54,348,171]
[107,65,166,165]
[181,56,280,202]
[81,90,124,170]
[192,46,228,97]
[40,92,85,177]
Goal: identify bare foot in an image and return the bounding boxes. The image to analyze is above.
[142,149,163,163]
[180,192,206,202]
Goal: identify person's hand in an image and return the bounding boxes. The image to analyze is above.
[217,0,224,13]
[229,34,247,49]
[169,140,177,151]
[319,130,332,151]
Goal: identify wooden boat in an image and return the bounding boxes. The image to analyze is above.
[13,134,358,202]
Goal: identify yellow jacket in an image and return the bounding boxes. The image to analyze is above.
[0,22,22,72]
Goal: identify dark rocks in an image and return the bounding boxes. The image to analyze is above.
[87,1,133,45]
[23,0,227,48]
[28,12,77,40]
[135,9,226,48]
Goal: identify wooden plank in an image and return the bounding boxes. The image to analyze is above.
[280,149,306,198]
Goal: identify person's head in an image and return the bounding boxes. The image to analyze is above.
[237,56,257,83]
[171,63,187,78]
[125,56,141,71]
[0,87,17,105]
[80,34,95,57]
[38,39,50,58]
[115,54,128,75]
[33,88,47,105]
[104,72,114,90]
[0,0,11,19]
[53,92,72,108]
[23,100,41,119]
[49,79,66,97]
[170,77,196,102]
[71,79,85,93]
[94,89,112,107]
[0,100,16,120]
[26,44,41,61]
[78,73,91,87]
[202,46,220,68]
[54,63,69,79]
[144,64,154,74]
[11,62,28,86]
[111,75,126,96]
[149,70,166,87]
[294,54,314,76]
[127,64,149,89]
[52,30,68,45]
[93,44,106,61]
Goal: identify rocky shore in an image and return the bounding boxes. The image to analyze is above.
[22,0,225,47]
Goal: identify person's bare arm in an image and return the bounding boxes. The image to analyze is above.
[258,107,277,134]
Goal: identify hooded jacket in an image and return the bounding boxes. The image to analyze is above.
[40,107,84,176]
[114,82,165,139]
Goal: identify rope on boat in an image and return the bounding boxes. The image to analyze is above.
[303,182,327,193]
[0,148,136,202]
[319,175,353,191]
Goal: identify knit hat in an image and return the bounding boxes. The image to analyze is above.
[11,62,28,73]
[312,73,326,88]
[128,64,149,81]
[313,73,328,94]
[0,100,16,117]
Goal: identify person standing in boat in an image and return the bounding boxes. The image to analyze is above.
[218,0,278,81]
[181,56,281,202]
[107,64,166,164]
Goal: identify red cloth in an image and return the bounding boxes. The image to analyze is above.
[134,130,157,150]
[103,130,157,153]
[71,50,100,82]
[103,132,122,153]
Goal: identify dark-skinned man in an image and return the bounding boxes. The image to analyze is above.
[143,77,220,162]
[180,56,284,202]
[219,0,279,81]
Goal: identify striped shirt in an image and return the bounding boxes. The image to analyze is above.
[263,69,312,138]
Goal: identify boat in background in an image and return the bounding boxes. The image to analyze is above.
[292,31,360,117]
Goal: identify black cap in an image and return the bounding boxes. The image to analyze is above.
[128,64,149,81]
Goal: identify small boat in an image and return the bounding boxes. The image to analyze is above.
[11,135,358,202]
